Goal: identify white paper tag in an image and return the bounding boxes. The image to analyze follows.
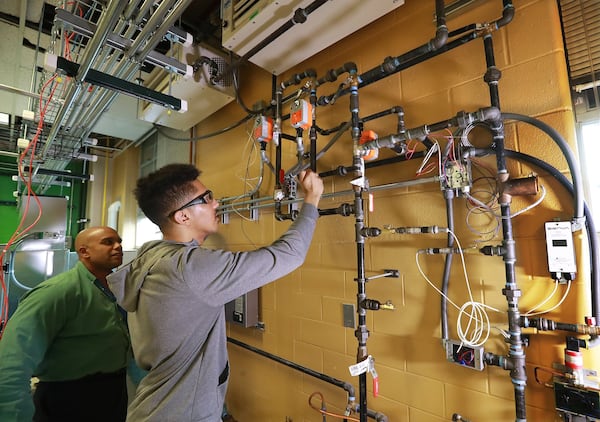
[348,356,371,377]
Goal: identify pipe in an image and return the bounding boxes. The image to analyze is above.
[495,0,516,29]
[309,76,318,172]
[441,189,455,340]
[216,0,329,83]
[343,68,370,422]
[314,0,513,106]
[359,107,501,151]
[521,317,600,336]
[41,0,128,157]
[217,176,438,215]
[227,337,356,407]
[481,30,527,421]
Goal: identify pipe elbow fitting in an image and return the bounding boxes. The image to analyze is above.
[495,5,515,29]
[430,26,448,50]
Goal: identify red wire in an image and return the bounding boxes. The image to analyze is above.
[0,74,59,338]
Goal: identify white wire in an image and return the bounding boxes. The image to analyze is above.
[415,229,502,348]
[417,141,439,174]
[465,185,547,220]
[524,281,572,317]
[523,279,559,316]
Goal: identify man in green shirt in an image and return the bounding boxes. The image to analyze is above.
[0,226,130,422]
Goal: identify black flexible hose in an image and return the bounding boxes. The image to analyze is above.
[501,112,585,227]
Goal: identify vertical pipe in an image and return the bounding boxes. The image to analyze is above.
[272,74,283,218]
[440,189,455,339]
[348,70,368,422]
[309,80,318,172]
[483,32,527,422]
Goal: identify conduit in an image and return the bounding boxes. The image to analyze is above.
[501,113,585,229]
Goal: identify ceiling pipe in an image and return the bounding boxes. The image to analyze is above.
[57,0,188,157]
[134,0,196,61]
[40,0,128,158]
[73,0,195,145]
[127,0,181,58]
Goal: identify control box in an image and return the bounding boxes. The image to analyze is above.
[225,289,258,328]
[555,381,600,419]
[544,221,577,281]
[445,339,485,371]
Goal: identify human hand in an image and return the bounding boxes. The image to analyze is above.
[298,170,323,206]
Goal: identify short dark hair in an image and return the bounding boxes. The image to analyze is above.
[134,164,201,228]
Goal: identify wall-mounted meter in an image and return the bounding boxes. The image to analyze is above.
[544,221,577,281]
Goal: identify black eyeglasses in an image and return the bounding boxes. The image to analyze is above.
[169,190,213,217]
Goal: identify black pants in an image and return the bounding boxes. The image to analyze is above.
[33,369,128,422]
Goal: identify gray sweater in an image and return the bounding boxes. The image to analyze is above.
[107,204,318,421]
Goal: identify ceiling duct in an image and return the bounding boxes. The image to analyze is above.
[221,0,405,75]
[138,43,235,131]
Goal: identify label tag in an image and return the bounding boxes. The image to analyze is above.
[348,356,371,377]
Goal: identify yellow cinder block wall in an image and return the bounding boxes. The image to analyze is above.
[109,0,598,421]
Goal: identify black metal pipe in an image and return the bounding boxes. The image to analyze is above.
[495,0,516,29]
[441,189,455,340]
[521,317,600,335]
[309,79,318,172]
[345,68,369,422]
[483,31,527,419]
[227,337,356,399]
[216,0,329,82]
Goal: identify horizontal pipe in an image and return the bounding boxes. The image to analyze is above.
[227,337,355,399]
[217,177,438,215]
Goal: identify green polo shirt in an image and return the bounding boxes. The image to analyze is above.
[0,261,130,421]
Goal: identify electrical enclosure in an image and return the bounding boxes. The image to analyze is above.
[225,289,259,328]
[445,339,484,371]
[544,221,577,281]
[554,381,600,419]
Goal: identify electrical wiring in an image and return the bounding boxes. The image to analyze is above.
[415,140,439,176]
[415,229,502,347]
[0,72,60,337]
[227,127,264,224]
[523,279,560,316]
[154,113,255,142]
[464,185,500,241]
[464,185,547,220]
[308,391,360,422]
[523,280,572,317]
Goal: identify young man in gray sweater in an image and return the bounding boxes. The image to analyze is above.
[108,163,323,421]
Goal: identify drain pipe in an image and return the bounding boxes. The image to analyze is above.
[482,29,527,421]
